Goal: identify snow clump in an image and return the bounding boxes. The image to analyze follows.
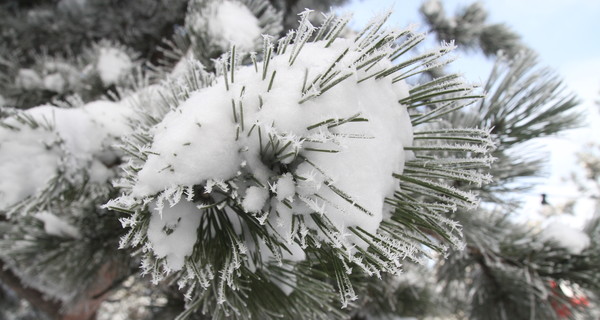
[124,36,412,271]
[96,47,133,86]
[15,68,43,90]
[540,221,591,254]
[186,0,277,54]
[206,0,262,52]
[0,101,132,212]
[35,211,81,238]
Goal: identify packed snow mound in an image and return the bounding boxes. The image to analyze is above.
[129,38,412,270]
[0,101,132,211]
[108,12,494,308]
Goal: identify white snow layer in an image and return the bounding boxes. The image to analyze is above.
[97,47,133,86]
[540,221,591,254]
[0,101,132,210]
[132,38,413,268]
[193,0,261,52]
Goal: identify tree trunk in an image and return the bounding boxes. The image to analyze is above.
[0,260,119,320]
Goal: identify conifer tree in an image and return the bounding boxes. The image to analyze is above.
[420,0,524,58]
[0,1,596,320]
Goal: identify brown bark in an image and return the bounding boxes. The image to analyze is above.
[0,259,63,319]
[61,262,121,320]
[0,260,119,320]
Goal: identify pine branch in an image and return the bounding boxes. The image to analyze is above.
[0,0,188,64]
[105,9,496,319]
[420,0,525,57]
[438,210,600,320]
[443,51,582,203]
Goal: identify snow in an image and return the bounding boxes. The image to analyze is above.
[421,0,442,16]
[146,200,202,271]
[242,186,269,213]
[169,51,201,79]
[35,211,81,238]
[191,0,262,52]
[0,101,133,211]
[15,68,43,90]
[42,73,66,92]
[130,38,413,263]
[0,120,62,209]
[275,173,295,201]
[96,47,133,86]
[39,60,80,92]
[540,221,591,254]
[132,86,243,196]
[24,101,131,161]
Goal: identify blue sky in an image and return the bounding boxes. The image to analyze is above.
[338,0,600,226]
[338,0,600,98]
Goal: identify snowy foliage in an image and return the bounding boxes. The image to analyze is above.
[420,0,523,57]
[190,0,262,52]
[0,101,132,215]
[34,211,81,239]
[96,47,134,86]
[107,10,493,318]
[174,0,282,70]
[0,98,134,305]
[0,0,188,60]
[0,40,140,109]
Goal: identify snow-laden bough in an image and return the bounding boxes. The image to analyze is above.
[0,99,134,304]
[0,101,133,215]
[186,0,282,53]
[164,0,283,75]
[107,10,495,315]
